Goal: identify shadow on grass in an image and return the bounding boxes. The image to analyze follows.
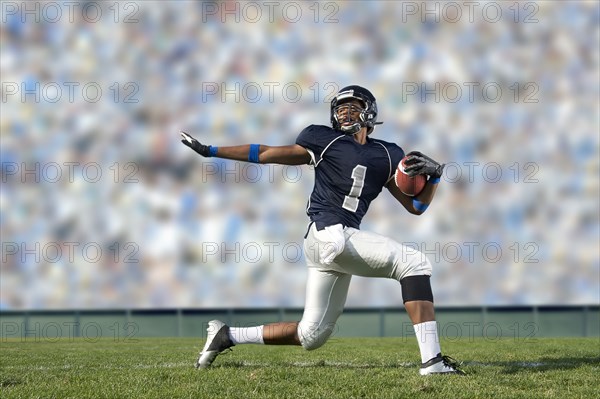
[206,353,600,375]
[0,377,23,387]
[467,357,600,374]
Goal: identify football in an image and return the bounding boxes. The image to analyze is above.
[395,157,427,196]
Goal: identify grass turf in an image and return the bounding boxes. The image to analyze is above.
[1,337,598,398]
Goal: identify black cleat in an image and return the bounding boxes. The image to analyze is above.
[419,353,466,375]
[195,320,234,369]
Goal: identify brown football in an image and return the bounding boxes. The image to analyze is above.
[395,157,427,196]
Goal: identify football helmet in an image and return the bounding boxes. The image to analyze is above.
[330,85,382,135]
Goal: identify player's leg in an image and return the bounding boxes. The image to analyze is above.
[297,267,351,350]
[338,228,464,375]
[196,265,351,368]
[294,222,352,350]
[230,227,352,349]
[397,255,465,375]
[224,267,350,348]
[400,276,464,374]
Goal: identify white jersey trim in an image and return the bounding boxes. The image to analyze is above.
[372,141,394,184]
[315,134,346,168]
[305,148,317,166]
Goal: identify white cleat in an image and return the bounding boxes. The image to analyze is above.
[195,320,234,369]
[419,353,466,375]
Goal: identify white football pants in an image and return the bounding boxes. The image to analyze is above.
[297,223,432,350]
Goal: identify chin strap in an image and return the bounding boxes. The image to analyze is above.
[340,124,362,134]
[341,121,384,135]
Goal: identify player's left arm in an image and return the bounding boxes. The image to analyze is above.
[385,151,444,215]
[386,179,439,215]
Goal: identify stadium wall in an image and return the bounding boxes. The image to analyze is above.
[1,306,598,341]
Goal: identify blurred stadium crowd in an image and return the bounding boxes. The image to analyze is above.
[1,1,598,309]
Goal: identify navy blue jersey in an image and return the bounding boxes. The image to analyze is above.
[296,125,405,230]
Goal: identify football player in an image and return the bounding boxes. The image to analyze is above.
[181,85,464,375]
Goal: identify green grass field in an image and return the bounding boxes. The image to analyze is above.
[1,337,598,398]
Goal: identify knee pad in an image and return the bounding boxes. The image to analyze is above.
[297,320,337,351]
[400,275,434,303]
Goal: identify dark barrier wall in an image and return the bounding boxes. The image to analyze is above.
[1,306,598,341]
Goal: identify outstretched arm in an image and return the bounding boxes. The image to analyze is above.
[180,131,311,165]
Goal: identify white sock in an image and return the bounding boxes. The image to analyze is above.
[229,325,265,345]
[413,321,441,364]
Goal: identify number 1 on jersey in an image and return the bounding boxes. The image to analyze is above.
[342,165,367,212]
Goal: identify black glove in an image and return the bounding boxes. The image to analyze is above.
[404,151,444,178]
[181,131,211,157]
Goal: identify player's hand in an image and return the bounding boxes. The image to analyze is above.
[404,151,444,178]
[180,131,211,157]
